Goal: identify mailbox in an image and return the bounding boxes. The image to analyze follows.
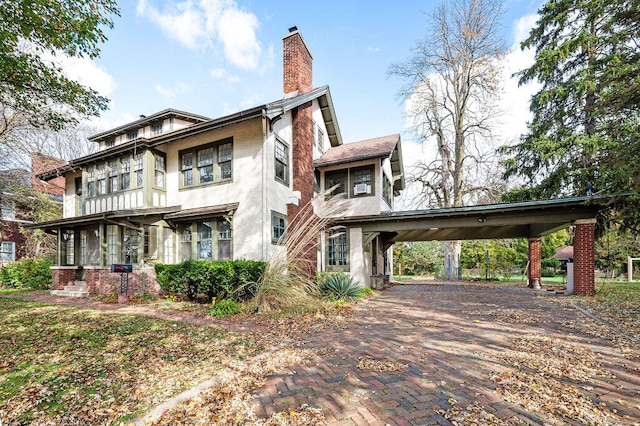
[111,264,133,273]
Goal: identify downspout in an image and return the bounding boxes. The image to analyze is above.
[261,111,268,260]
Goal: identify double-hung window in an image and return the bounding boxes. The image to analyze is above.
[325,170,347,198]
[0,241,15,263]
[275,139,289,185]
[218,142,232,180]
[97,163,107,195]
[271,212,286,244]
[152,124,163,136]
[351,167,373,196]
[108,160,119,193]
[218,220,232,260]
[1,200,15,220]
[86,166,96,197]
[154,154,165,187]
[181,152,193,186]
[134,153,144,187]
[120,157,131,190]
[198,148,215,184]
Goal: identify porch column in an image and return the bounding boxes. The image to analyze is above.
[574,219,596,296]
[528,237,541,287]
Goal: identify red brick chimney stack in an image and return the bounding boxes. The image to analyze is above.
[283,26,313,95]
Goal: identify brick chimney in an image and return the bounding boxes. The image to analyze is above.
[284,27,316,277]
[283,26,313,95]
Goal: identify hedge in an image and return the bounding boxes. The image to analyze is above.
[154,259,266,301]
[0,258,53,290]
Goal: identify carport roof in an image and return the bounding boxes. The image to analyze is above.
[336,195,612,242]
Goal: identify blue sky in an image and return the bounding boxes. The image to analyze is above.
[69,0,543,146]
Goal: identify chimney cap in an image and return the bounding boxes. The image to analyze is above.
[288,26,298,33]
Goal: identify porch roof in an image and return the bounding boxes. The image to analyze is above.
[336,195,613,242]
[164,203,239,222]
[25,206,182,233]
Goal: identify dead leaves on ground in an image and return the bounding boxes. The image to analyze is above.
[489,334,618,425]
[356,356,408,372]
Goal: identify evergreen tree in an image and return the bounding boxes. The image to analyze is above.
[501,0,640,224]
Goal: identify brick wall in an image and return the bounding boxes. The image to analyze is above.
[86,267,160,296]
[283,29,313,95]
[50,267,76,290]
[574,220,596,296]
[528,237,541,286]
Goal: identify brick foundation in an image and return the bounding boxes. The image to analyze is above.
[528,237,541,287]
[50,267,77,290]
[574,219,596,296]
[85,266,160,296]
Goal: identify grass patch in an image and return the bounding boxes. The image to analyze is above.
[0,288,37,295]
[0,297,263,425]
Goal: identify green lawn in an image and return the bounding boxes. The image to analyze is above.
[0,297,262,425]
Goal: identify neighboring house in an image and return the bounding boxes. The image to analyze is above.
[0,154,65,264]
[33,28,405,295]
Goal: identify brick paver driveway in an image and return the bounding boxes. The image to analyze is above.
[253,283,640,425]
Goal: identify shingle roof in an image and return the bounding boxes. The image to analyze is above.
[314,134,400,167]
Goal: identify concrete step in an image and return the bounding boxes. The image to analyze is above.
[50,289,90,298]
[64,285,87,292]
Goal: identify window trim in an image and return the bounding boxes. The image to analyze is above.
[271,211,287,245]
[274,137,289,186]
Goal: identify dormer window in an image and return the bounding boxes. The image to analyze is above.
[152,124,163,136]
[127,131,139,141]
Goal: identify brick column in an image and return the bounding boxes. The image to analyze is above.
[528,237,541,287]
[574,219,596,296]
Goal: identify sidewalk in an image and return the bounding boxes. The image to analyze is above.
[252,283,640,425]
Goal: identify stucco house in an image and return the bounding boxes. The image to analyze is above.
[33,28,405,295]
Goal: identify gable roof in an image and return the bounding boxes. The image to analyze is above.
[314,134,405,193]
[37,86,344,181]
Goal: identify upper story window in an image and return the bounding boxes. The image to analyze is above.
[134,153,144,187]
[86,165,96,197]
[1,199,15,220]
[105,140,115,148]
[274,138,289,185]
[96,163,107,195]
[179,139,233,188]
[351,167,373,196]
[152,124,163,136]
[154,154,165,187]
[383,175,392,207]
[108,160,119,193]
[324,165,375,199]
[120,157,131,190]
[325,170,347,198]
[127,131,139,141]
[317,126,325,153]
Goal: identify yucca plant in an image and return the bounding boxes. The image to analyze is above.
[255,191,348,312]
[319,272,362,301]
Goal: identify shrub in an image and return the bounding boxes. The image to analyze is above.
[155,259,266,302]
[208,299,241,317]
[319,272,362,301]
[360,287,374,297]
[541,268,556,277]
[0,258,52,290]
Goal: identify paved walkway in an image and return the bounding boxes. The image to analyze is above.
[253,283,640,425]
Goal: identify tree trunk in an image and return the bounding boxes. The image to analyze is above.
[443,240,461,280]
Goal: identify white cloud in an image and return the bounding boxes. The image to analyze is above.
[154,82,189,98]
[44,51,116,98]
[137,0,267,71]
[210,68,240,83]
[367,46,381,52]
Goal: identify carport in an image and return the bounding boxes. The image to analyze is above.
[337,196,610,296]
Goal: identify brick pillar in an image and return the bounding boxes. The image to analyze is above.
[574,219,596,296]
[528,237,541,287]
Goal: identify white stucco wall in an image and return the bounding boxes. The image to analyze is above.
[63,171,81,219]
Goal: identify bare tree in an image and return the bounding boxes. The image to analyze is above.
[0,101,98,172]
[390,0,506,279]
